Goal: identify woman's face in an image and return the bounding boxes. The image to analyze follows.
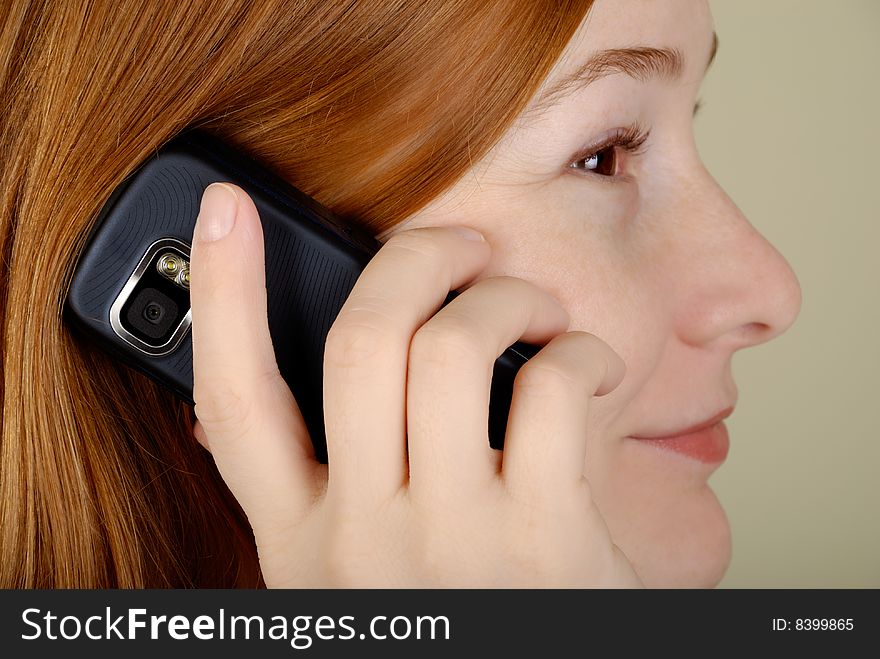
[377,0,802,586]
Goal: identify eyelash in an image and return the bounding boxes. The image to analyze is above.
[568,123,651,179]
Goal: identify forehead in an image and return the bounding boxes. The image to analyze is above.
[544,0,714,85]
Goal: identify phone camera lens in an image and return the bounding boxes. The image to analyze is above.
[124,286,179,342]
[143,301,164,324]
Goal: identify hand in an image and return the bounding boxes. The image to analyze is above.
[189,182,642,587]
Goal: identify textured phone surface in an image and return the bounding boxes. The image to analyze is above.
[66,130,539,461]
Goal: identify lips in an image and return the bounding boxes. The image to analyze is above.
[629,406,735,440]
[628,406,735,465]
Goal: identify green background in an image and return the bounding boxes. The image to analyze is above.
[697,0,879,587]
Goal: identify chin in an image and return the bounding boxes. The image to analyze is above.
[599,481,733,588]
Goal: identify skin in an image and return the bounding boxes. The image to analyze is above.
[190,0,802,587]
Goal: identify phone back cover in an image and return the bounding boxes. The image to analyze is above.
[66,129,382,462]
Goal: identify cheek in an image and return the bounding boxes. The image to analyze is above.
[483,202,730,586]
[410,185,731,585]
[476,192,663,422]
[477,191,639,329]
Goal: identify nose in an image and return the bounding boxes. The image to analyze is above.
[672,167,803,351]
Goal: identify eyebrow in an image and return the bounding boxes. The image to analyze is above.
[526,31,719,116]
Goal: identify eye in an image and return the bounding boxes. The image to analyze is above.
[567,123,651,180]
[570,145,619,177]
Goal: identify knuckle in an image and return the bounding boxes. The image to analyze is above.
[514,357,578,397]
[324,313,392,367]
[505,475,562,518]
[410,322,486,369]
[381,231,446,267]
[379,231,450,280]
[193,378,257,437]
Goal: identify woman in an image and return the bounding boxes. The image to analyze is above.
[0,0,801,587]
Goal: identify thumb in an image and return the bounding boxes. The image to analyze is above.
[189,182,319,531]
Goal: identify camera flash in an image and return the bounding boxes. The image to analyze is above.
[176,267,190,289]
[157,252,182,276]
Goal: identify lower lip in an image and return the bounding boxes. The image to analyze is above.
[629,421,729,464]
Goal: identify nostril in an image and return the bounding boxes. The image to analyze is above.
[725,321,772,349]
[744,321,773,344]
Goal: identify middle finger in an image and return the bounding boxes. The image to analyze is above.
[406,275,570,501]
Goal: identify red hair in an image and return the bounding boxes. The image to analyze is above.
[0,0,591,587]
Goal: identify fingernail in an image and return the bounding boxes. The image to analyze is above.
[450,225,485,242]
[195,183,238,242]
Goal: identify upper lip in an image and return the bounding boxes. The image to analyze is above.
[629,406,735,440]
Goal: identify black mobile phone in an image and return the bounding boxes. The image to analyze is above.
[64,129,541,462]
